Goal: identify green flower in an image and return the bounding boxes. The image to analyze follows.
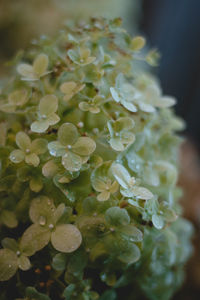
[10,132,47,167]
[132,75,176,113]
[91,162,119,201]
[31,95,60,133]
[68,47,96,66]
[111,163,153,200]
[60,81,85,102]
[0,89,28,113]
[79,95,103,114]
[17,166,43,193]
[48,123,96,172]
[0,238,31,281]
[20,196,82,255]
[17,53,49,81]
[110,74,138,112]
[107,117,135,151]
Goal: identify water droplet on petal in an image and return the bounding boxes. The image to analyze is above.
[39,216,46,226]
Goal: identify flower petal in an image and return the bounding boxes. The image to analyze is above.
[31,120,49,133]
[33,54,49,76]
[16,131,31,151]
[60,81,76,94]
[47,113,60,126]
[31,138,47,155]
[72,137,96,156]
[10,149,25,163]
[58,123,78,146]
[131,186,153,200]
[62,152,82,172]
[51,224,82,253]
[109,138,124,151]
[18,255,31,271]
[17,64,36,80]
[39,95,58,117]
[97,191,110,201]
[48,141,66,157]
[25,153,40,167]
[111,164,131,189]
[0,249,18,281]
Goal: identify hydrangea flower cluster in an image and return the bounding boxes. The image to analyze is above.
[0,18,193,300]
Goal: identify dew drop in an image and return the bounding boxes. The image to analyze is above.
[39,216,46,226]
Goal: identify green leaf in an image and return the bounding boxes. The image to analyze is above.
[0,249,18,281]
[72,137,96,156]
[20,224,51,256]
[39,95,58,117]
[105,207,130,226]
[51,224,82,253]
[58,123,78,146]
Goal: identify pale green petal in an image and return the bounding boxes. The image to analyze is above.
[42,160,59,178]
[31,119,49,133]
[9,89,28,106]
[51,224,82,253]
[16,131,31,151]
[92,178,108,192]
[33,54,49,76]
[152,214,164,229]
[131,186,153,200]
[2,238,19,252]
[79,101,90,111]
[105,207,130,226]
[110,87,121,103]
[60,81,76,94]
[110,181,119,194]
[10,149,25,163]
[30,177,43,193]
[47,113,60,126]
[58,123,78,146]
[118,225,143,242]
[97,191,110,201]
[111,164,131,189]
[118,243,140,264]
[122,100,137,112]
[31,138,47,155]
[0,210,18,228]
[17,64,36,80]
[18,255,31,271]
[120,132,135,145]
[39,95,58,117]
[20,224,51,256]
[48,141,66,157]
[68,49,79,63]
[109,138,124,151]
[25,153,40,167]
[115,117,135,131]
[131,36,146,51]
[62,152,82,172]
[89,106,100,114]
[53,203,65,223]
[72,137,96,156]
[29,196,55,225]
[138,101,155,113]
[160,96,176,108]
[0,249,18,281]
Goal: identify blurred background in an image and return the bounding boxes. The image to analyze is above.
[0,0,200,299]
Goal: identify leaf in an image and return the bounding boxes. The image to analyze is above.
[51,224,82,253]
[20,224,51,256]
[39,95,58,117]
[72,137,96,156]
[0,249,18,281]
[105,207,130,226]
[58,123,78,146]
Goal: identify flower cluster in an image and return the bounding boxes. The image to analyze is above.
[0,18,193,300]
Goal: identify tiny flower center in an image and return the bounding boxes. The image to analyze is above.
[49,224,54,229]
[115,132,119,137]
[67,145,72,150]
[16,251,21,257]
[80,59,84,63]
